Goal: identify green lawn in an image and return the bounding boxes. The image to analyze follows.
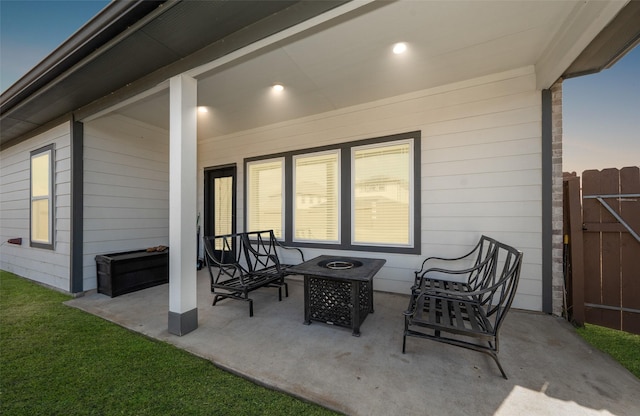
[576,322,640,379]
[0,270,339,415]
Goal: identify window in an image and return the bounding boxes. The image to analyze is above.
[352,140,412,247]
[30,145,54,249]
[244,131,420,253]
[213,176,233,249]
[294,150,340,243]
[246,158,284,238]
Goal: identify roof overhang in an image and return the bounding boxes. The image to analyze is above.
[1,0,637,149]
[0,0,347,148]
[562,0,640,79]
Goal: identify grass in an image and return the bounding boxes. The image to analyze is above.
[0,270,339,416]
[576,322,640,379]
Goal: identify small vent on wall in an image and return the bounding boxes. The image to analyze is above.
[7,238,22,245]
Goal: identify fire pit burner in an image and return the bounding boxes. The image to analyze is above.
[326,261,354,270]
[317,259,363,270]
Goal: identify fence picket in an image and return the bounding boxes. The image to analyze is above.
[620,167,640,333]
[600,169,622,330]
[582,170,608,328]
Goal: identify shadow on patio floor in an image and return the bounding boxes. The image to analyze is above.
[67,271,640,416]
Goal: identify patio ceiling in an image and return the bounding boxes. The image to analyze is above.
[0,0,348,146]
[110,0,632,140]
[1,0,635,146]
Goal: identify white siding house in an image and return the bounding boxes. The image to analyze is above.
[197,66,543,310]
[82,115,170,291]
[1,0,636,334]
[0,123,72,289]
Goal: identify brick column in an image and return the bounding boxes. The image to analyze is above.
[551,80,564,316]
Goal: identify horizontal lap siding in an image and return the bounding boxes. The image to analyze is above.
[199,66,542,310]
[83,115,169,290]
[0,123,72,290]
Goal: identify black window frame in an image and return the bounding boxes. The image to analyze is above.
[244,131,421,254]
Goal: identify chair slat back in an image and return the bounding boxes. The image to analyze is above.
[242,230,282,273]
[466,235,499,290]
[482,242,523,335]
[203,233,249,285]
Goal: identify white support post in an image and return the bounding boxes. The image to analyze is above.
[168,74,198,335]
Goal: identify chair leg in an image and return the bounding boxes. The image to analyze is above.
[487,351,507,380]
[212,294,223,306]
[402,317,409,353]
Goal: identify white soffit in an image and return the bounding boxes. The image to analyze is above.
[112,0,625,138]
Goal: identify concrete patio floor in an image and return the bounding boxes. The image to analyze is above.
[66,271,640,416]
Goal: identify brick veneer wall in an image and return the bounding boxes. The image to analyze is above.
[551,80,564,316]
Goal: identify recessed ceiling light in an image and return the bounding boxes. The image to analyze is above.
[198,106,208,113]
[272,84,284,92]
[392,42,407,54]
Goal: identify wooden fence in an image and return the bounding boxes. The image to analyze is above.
[563,167,640,334]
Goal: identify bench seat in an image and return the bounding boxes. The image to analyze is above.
[203,230,304,317]
[403,239,523,379]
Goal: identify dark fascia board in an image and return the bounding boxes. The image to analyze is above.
[0,1,168,149]
[74,0,349,121]
[0,1,165,115]
[563,0,640,79]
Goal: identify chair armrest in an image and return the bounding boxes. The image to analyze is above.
[202,235,247,272]
[415,252,477,276]
[420,265,483,278]
[403,290,422,315]
[414,236,497,277]
[274,239,305,262]
[414,248,497,291]
[203,248,250,286]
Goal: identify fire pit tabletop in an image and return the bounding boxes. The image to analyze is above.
[288,255,386,281]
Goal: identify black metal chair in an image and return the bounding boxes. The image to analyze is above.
[241,230,305,289]
[412,235,499,294]
[202,230,304,317]
[403,241,523,379]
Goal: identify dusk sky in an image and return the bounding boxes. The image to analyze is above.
[1,0,638,175]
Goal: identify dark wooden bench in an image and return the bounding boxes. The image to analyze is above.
[202,230,304,317]
[403,239,523,379]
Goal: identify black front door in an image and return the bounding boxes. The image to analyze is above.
[204,165,237,261]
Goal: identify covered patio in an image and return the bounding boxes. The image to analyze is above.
[66,272,640,416]
[4,0,639,336]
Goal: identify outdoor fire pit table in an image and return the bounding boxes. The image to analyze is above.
[288,255,386,336]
